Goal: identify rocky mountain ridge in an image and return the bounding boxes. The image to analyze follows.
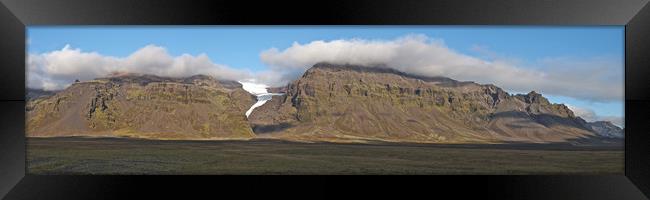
[248,62,623,143]
[27,63,623,143]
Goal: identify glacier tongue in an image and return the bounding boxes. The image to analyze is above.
[239,81,283,118]
[245,94,272,117]
[240,81,269,96]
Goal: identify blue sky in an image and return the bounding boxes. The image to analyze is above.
[28,26,623,72]
[27,26,624,125]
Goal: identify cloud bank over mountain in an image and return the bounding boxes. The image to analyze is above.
[28,44,252,90]
[27,35,624,125]
[567,104,624,127]
[28,35,623,104]
[260,34,623,103]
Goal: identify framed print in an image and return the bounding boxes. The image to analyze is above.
[1,0,649,199]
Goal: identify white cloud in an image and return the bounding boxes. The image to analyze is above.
[29,35,624,104]
[567,104,624,127]
[259,34,623,102]
[27,44,252,90]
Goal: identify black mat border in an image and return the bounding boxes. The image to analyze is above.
[1,0,649,199]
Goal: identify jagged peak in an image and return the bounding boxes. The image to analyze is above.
[590,121,618,127]
[515,90,550,105]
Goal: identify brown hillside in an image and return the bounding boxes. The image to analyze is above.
[249,63,605,143]
[26,74,256,140]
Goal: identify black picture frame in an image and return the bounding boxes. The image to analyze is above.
[1,0,649,199]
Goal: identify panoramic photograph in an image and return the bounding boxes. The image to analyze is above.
[25,26,624,174]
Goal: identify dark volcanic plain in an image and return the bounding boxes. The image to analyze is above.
[27,137,623,175]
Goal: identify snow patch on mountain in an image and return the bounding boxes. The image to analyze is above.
[239,81,283,117]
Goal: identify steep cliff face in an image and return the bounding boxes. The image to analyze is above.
[26,74,256,140]
[249,63,603,143]
[26,63,621,144]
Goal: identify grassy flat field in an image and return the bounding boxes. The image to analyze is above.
[27,137,623,175]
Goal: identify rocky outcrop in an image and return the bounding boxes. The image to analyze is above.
[587,121,624,138]
[26,74,256,140]
[248,63,610,143]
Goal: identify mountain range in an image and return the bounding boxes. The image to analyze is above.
[26,63,623,144]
